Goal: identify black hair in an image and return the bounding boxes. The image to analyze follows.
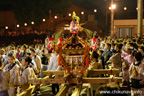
[23,44,28,49]
[116,44,123,50]
[124,42,126,45]
[92,51,99,60]
[8,52,15,59]
[9,44,15,50]
[30,48,36,53]
[132,50,137,57]
[106,43,111,48]
[27,52,31,56]
[132,39,136,42]
[116,40,119,43]
[129,43,133,47]
[48,34,52,37]
[0,59,3,68]
[133,43,138,50]
[23,56,32,64]
[99,50,104,54]
[134,52,142,61]
[94,35,98,38]
[112,44,116,47]
[140,46,144,52]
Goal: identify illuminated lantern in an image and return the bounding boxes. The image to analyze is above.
[70,20,79,34]
[57,37,63,47]
[91,37,98,51]
[46,37,54,52]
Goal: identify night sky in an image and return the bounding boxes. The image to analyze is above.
[0,0,141,19]
[0,0,137,10]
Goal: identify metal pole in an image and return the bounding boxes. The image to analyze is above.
[137,0,143,37]
[111,0,114,37]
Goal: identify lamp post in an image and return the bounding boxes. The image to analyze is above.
[16,24,20,32]
[110,0,116,37]
[5,26,8,37]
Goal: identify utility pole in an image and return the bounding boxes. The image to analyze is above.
[111,0,114,37]
[137,0,143,37]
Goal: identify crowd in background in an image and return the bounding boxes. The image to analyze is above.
[0,35,144,96]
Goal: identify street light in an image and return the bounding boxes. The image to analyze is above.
[110,3,116,37]
[43,19,46,22]
[124,7,127,10]
[5,26,8,29]
[31,21,34,25]
[17,24,20,28]
[81,11,84,22]
[68,13,71,16]
[112,4,116,9]
[81,11,84,15]
[94,9,97,12]
[24,23,27,26]
[54,16,57,19]
[109,7,111,10]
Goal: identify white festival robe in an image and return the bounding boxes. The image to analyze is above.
[3,64,20,96]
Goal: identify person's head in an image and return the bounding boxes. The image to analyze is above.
[106,43,111,50]
[138,46,144,55]
[115,44,123,52]
[134,52,143,62]
[126,47,132,55]
[111,44,115,48]
[22,44,28,51]
[30,48,36,56]
[98,50,104,56]
[128,42,134,48]
[0,49,4,55]
[0,59,3,69]
[91,51,99,60]
[8,45,15,51]
[22,56,32,67]
[35,44,38,49]
[102,43,105,48]
[8,53,15,65]
[94,34,98,38]
[133,43,138,50]
[16,46,21,52]
[48,34,52,37]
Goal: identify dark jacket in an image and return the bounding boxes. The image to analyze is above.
[104,50,112,64]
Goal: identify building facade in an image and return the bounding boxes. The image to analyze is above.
[114,19,144,38]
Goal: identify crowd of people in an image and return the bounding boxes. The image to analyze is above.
[0,34,144,96]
